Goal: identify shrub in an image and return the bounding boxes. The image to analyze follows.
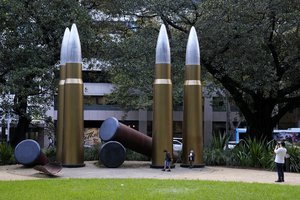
[204,148,230,166]
[84,144,101,161]
[231,137,274,169]
[285,144,300,173]
[211,132,230,150]
[43,143,101,162]
[0,142,16,165]
[126,149,150,161]
[205,136,300,173]
[43,147,56,162]
[204,133,231,166]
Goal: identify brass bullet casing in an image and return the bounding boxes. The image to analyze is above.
[56,64,66,162]
[62,62,85,167]
[57,27,69,163]
[152,63,173,168]
[181,65,204,167]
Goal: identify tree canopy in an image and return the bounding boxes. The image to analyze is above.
[1,0,299,144]
[88,0,300,139]
[0,0,95,146]
[198,0,300,139]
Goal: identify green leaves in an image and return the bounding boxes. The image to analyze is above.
[205,137,300,173]
[232,137,274,169]
[285,145,300,173]
[0,0,95,145]
[0,143,15,165]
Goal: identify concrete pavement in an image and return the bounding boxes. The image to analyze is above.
[1,161,300,185]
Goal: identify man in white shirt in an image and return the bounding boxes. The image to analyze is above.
[274,141,287,182]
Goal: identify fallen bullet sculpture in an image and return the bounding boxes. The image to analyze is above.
[99,117,178,168]
[14,139,49,167]
[34,162,63,176]
[99,117,152,157]
[99,141,126,168]
[14,139,62,175]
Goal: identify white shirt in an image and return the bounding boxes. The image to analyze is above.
[274,147,287,164]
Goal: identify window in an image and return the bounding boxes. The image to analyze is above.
[212,97,226,111]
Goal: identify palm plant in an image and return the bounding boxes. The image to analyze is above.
[0,142,15,165]
[285,144,300,173]
[232,137,274,169]
[204,132,231,166]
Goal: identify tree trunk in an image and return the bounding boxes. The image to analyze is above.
[10,115,30,147]
[246,104,276,141]
[1,126,6,142]
[238,96,277,142]
[11,94,31,147]
[247,121,274,141]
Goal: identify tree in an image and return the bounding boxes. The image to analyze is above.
[198,0,300,140]
[0,0,95,146]
[83,0,195,110]
[86,0,300,140]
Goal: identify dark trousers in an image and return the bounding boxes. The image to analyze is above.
[276,163,284,181]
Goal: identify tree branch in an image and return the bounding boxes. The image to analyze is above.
[267,11,284,80]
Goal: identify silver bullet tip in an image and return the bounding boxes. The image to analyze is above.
[156,24,171,64]
[60,28,70,65]
[186,26,200,65]
[67,24,82,63]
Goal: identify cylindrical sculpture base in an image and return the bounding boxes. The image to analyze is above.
[99,141,126,168]
[14,139,49,167]
[99,117,152,157]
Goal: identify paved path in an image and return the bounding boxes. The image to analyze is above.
[1,161,300,185]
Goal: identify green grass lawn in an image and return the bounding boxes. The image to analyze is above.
[0,179,299,200]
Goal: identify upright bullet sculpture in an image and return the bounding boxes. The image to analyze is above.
[152,24,173,168]
[181,27,204,167]
[62,24,84,167]
[56,28,70,163]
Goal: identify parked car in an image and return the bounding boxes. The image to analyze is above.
[173,139,183,152]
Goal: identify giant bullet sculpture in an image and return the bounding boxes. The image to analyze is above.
[15,139,62,175]
[56,28,70,163]
[15,139,49,167]
[99,141,126,168]
[181,27,204,168]
[62,24,84,167]
[152,24,173,168]
[99,117,152,157]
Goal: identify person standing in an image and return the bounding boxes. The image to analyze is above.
[48,137,54,149]
[162,150,172,172]
[188,150,195,168]
[274,141,287,182]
